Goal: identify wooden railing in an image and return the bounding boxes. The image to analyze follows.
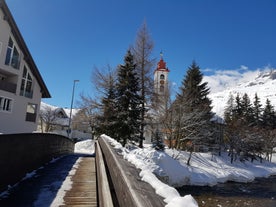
[95,140,114,207]
[96,136,166,207]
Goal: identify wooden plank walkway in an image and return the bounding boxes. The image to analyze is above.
[61,157,97,207]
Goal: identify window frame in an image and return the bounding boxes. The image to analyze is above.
[0,96,13,112]
[20,66,33,98]
[25,103,37,122]
[5,37,21,69]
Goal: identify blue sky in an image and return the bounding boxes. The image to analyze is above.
[6,0,276,108]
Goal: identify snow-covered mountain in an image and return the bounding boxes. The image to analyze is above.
[207,68,276,118]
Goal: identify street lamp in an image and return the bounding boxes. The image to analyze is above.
[68,79,79,137]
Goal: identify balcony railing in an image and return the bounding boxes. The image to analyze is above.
[0,81,17,93]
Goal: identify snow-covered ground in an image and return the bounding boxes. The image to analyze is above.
[101,134,276,207]
[1,138,274,207]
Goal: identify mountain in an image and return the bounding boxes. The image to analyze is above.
[208,69,276,118]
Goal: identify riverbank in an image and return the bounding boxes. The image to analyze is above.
[103,135,276,207]
[177,175,276,207]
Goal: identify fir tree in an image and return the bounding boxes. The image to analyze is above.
[241,93,254,125]
[262,98,275,129]
[224,93,235,124]
[173,61,213,164]
[252,93,263,126]
[115,50,142,146]
[233,93,242,118]
[95,71,118,138]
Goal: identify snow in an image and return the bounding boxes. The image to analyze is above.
[50,139,95,206]
[1,138,275,207]
[50,158,82,206]
[102,134,276,207]
[204,67,276,117]
[74,138,95,154]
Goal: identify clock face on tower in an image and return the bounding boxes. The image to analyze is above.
[160,80,165,84]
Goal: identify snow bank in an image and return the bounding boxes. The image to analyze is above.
[74,139,95,154]
[102,135,276,207]
[102,135,198,207]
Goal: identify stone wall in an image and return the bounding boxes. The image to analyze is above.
[0,133,75,192]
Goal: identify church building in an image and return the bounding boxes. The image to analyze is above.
[153,52,170,111]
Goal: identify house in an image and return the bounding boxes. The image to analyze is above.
[0,0,51,134]
[38,102,92,140]
[38,102,69,133]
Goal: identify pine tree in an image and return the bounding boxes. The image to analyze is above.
[252,93,263,126]
[173,61,213,164]
[224,93,235,124]
[262,98,275,129]
[241,93,254,125]
[233,93,242,118]
[83,65,118,139]
[115,50,142,146]
[95,70,118,139]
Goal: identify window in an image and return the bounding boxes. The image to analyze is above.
[0,96,13,112]
[20,66,33,98]
[5,37,20,69]
[160,74,165,80]
[25,103,37,122]
[160,85,164,93]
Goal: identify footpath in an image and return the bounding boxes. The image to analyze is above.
[0,154,97,207]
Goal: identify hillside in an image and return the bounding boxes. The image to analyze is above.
[207,69,276,117]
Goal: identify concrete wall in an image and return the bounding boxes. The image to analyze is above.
[0,133,75,192]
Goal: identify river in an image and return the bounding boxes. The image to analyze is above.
[177,175,276,207]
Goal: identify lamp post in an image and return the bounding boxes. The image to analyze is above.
[68,79,79,137]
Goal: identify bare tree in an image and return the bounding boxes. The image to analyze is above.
[78,65,117,138]
[39,106,58,132]
[77,94,99,139]
[131,21,155,148]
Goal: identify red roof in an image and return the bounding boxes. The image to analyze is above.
[155,58,170,72]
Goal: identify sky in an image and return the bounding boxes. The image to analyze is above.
[5,0,276,108]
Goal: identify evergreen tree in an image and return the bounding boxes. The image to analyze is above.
[115,50,142,146]
[233,93,242,118]
[95,70,118,138]
[252,93,263,126]
[173,61,213,163]
[262,98,275,129]
[241,93,254,125]
[85,65,118,138]
[224,93,235,124]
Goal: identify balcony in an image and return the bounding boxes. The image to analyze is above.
[0,81,17,93]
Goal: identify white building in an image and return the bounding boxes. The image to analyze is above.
[144,54,171,143]
[153,53,170,113]
[0,0,51,134]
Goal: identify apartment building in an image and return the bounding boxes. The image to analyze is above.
[0,0,50,133]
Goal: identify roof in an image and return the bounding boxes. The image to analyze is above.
[0,0,51,98]
[155,54,170,72]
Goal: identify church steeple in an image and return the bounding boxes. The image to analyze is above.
[154,52,170,97]
[156,52,170,72]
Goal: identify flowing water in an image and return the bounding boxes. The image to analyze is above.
[177,175,276,207]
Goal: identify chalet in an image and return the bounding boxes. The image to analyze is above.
[0,0,51,133]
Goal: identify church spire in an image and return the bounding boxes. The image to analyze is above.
[156,52,170,72]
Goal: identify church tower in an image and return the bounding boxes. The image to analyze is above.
[154,52,170,98]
